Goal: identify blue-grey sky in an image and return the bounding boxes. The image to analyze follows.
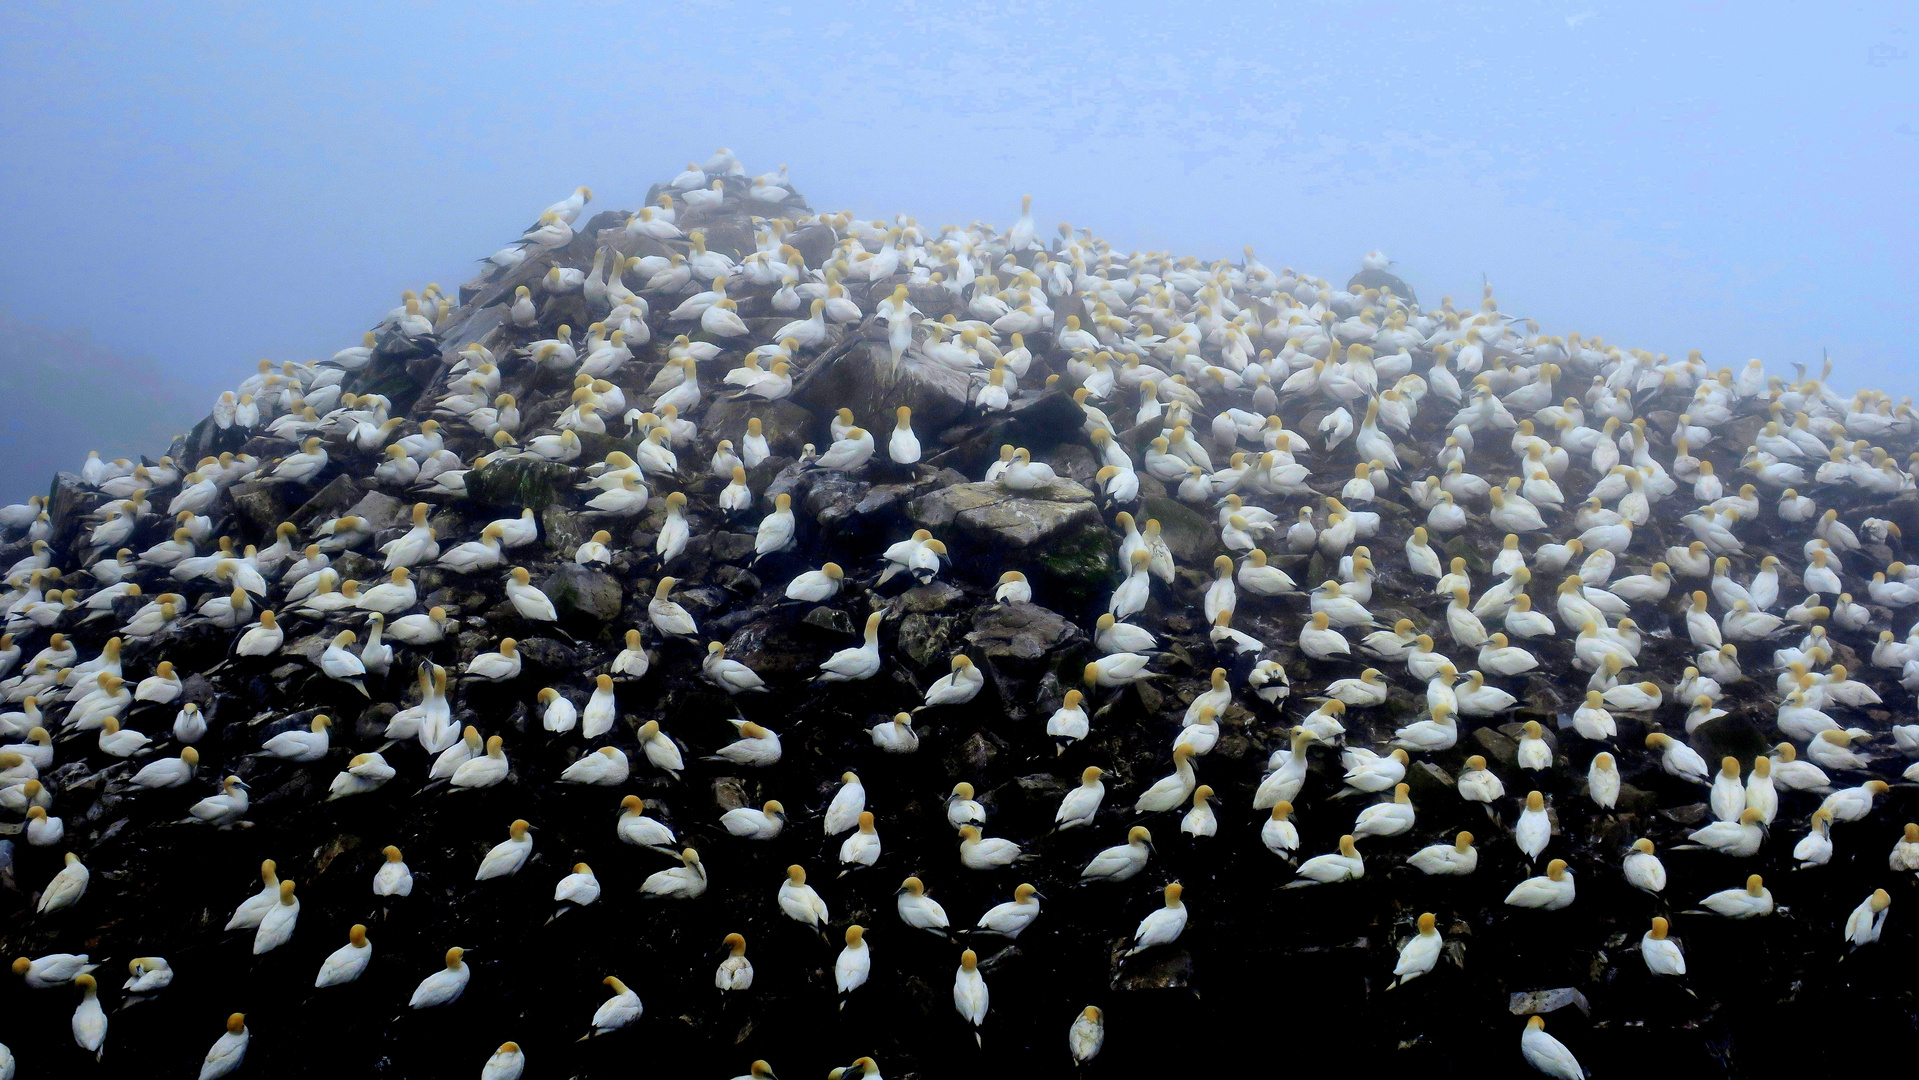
[1,1,1914,501]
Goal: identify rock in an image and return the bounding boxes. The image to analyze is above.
[1114,949,1193,991]
[761,459,811,511]
[974,944,1024,975]
[1044,442,1099,487]
[802,474,875,538]
[948,731,1001,774]
[435,295,507,354]
[896,282,959,322]
[500,700,531,735]
[1004,391,1092,444]
[726,618,827,681]
[966,600,1082,709]
[517,392,569,435]
[292,474,363,525]
[1214,733,1254,760]
[466,457,576,511]
[178,674,216,706]
[900,582,964,613]
[1347,267,1417,304]
[896,613,956,669]
[784,222,837,267]
[711,565,759,596]
[798,341,973,432]
[700,397,816,458]
[710,777,750,813]
[968,602,1082,664]
[283,632,332,667]
[427,505,473,539]
[540,504,592,555]
[1140,496,1219,563]
[1473,726,1519,768]
[355,703,398,742]
[707,531,757,564]
[907,478,1100,549]
[1406,761,1458,800]
[41,473,96,544]
[1134,680,1164,713]
[1507,988,1590,1016]
[923,393,1093,478]
[1613,782,1659,817]
[515,636,579,673]
[541,564,624,622]
[228,481,290,532]
[344,490,407,536]
[1028,521,1119,609]
[1010,772,1071,800]
[573,432,633,467]
[801,606,856,636]
[852,480,934,522]
[677,586,729,617]
[1658,802,1712,827]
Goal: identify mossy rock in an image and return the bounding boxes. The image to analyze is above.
[897,612,957,669]
[541,564,624,622]
[467,457,576,511]
[1031,521,1117,611]
[1443,535,1487,575]
[353,365,428,415]
[575,431,637,464]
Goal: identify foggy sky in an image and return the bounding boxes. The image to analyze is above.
[1,0,1914,501]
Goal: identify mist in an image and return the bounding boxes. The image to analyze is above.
[1,0,1914,500]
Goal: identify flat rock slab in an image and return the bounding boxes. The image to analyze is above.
[909,478,1098,548]
[968,601,1082,661]
[1508,987,1591,1016]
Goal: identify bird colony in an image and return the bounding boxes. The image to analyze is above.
[2,150,1916,1079]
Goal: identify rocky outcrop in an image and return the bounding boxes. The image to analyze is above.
[909,478,1100,548]
[799,342,974,432]
[1,157,1914,1080]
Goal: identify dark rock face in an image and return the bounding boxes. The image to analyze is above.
[542,564,624,622]
[467,458,576,511]
[969,602,1081,664]
[799,341,974,432]
[1347,267,1418,305]
[701,397,816,459]
[4,162,1918,1080]
[228,480,289,533]
[291,474,364,525]
[1139,497,1218,564]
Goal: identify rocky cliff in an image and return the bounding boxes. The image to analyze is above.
[1,156,1915,1079]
